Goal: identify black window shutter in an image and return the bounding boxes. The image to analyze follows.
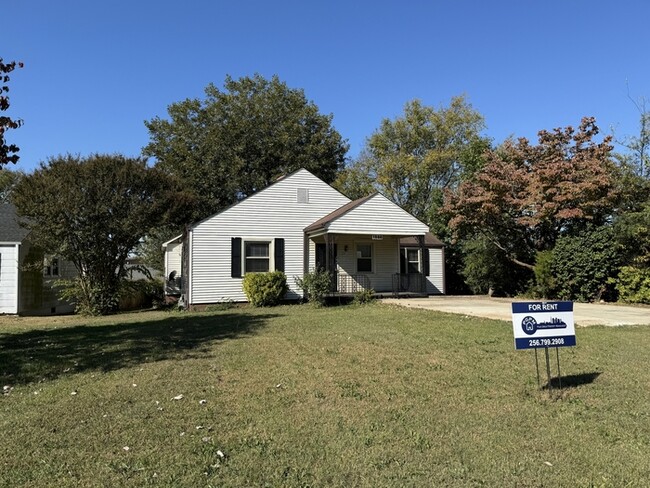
[274,238,285,272]
[423,248,430,276]
[231,237,242,278]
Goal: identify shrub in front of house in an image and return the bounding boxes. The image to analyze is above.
[242,271,288,307]
[353,288,375,305]
[295,268,332,307]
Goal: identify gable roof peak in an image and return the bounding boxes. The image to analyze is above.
[303,192,378,233]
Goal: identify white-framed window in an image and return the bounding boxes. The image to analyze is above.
[244,241,271,273]
[356,243,373,273]
[44,257,60,277]
[402,248,420,274]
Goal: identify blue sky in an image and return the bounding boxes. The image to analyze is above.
[4,1,650,172]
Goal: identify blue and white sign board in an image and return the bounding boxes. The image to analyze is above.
[511,301,576,350]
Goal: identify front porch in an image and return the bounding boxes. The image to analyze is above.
[302,192,442,298]
[306,232,430,296]
[332,271,429,298]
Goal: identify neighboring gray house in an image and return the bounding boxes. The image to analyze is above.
[163,168,445,307]
[0,204,75,315]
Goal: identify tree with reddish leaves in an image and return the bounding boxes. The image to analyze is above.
[1,58,23,167]
[444,117,619,270]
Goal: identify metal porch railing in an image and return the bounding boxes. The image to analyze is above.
[335,273,372,294]
[392,273,426,295]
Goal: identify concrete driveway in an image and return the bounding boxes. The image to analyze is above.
[381,296,650,326]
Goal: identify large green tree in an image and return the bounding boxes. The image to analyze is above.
[333,96,489,294]
[335,96,487,227]
[445,117,619,271]
[1,58,23,166]
[144,74,349,221]
[615,96,650,179]
[607,98,650,303]
[12,154,182,315]
[0,168,24,203]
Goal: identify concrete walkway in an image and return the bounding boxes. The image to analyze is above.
[381,296,650,326]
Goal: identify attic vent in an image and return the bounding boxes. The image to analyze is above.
[297,188,309,203]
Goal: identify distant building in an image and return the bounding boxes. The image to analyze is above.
[0,204,75,315]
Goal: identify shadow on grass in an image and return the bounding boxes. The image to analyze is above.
[0,312,276,386]
[545,371,602,390]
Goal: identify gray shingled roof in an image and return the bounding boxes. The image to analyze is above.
[0,204,30,242]
[399,232,444,248]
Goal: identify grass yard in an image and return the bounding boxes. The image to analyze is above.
[1,304,649,487]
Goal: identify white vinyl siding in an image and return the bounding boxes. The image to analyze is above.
[325,194,429,235]
[427,248,445,294]
[309,237,445,295]
[165,240,183,280]
[319,236,400,293]
[189,170,350,303]
[399,247,445,295]
[0,244,19,314]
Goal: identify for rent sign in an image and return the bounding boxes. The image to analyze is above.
[511,301,576,350]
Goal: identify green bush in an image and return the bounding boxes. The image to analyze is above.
[532,250,556,298]
[242,271,288,307]
[550,226,623,302]
[611,266,650,304]
[56,278,120,316]
[353,288,375,305]
[295,269,332,307]
[461,236,532,296]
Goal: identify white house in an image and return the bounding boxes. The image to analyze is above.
[163,168,445,307]
[0,204,76,315]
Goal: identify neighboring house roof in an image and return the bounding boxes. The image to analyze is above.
[303,193,376,233]
[161,234,183,249]
[399,232,445,248]
[0,204,30,243]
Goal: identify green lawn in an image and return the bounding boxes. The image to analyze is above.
[1,304,649,487]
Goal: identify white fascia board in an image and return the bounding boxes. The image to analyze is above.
[161,234,183,249]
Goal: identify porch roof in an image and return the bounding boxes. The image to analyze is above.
[161,234,183,249]
[304,193,430,236]
[399,232,444,248]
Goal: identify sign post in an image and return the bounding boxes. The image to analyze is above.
[511,301,576,389]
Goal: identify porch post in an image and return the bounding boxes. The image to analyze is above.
[326,233,336,292]
[416,234,425,293]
